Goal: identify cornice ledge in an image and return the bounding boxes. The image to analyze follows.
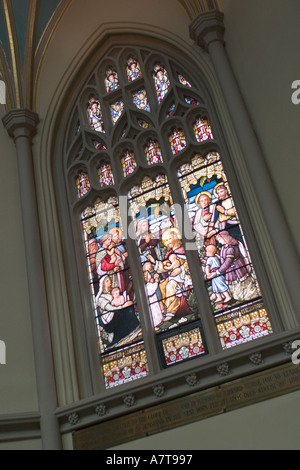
[189,9,225,50]
[2,108,39,140]
[55,329,300,435]
[0,411,41,442]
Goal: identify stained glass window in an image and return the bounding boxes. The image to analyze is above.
[159,323,205,367]
[193,117,213,142]
[178,152,272,348]
[121,150,136,176]
[87,98,105,133]
[93,140,106,150]
[127,57,142,82]
[178,74,192,87]
[110,100,124,124]
[75,171,90,198]
[144,139,163,165]
[166,103,175,118]
[153,64,170,102]
[128,176,198,333]
[98,163,114,187]
[81,197,148,388]
[69,46,273,388]
[132,89,150,112]
[138,119,151,128]
[169,128,186,154]
[185,97,200,106]
[105,68,120,93]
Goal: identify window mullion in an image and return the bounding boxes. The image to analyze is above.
[124,226,163,375]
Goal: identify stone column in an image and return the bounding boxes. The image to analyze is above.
[2,109,62,450]
[189,10,300,325]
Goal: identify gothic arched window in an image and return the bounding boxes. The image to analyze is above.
[65,45,273,390]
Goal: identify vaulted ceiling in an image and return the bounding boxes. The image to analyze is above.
[0,0,67,108]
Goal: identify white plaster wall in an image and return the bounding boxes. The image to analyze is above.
[34,0,192,117]
[219,0,300,256]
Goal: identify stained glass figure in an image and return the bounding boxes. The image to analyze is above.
[144,139,163,165]
[153,64,170,103]
[75,171,90,198]
[178,153,272,348]
[132,89,150,112]
[121,150,136,176]
[98,163,114,186]
[178,74,192,87]
[110,100,124,124]
[193,117,213,142]
[129,175,197,334]
[81,198,146,388]
[105,68,120,93]
[87,98,105,133]
[126,57,142,82]
[169,128,186,154]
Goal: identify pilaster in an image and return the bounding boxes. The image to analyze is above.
[2,108,62,450]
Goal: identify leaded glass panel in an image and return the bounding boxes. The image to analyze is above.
[144,139,163,165]
[169,128,186,154]
[75,171,90,198]
[110,100,124,124]
[87,98,105,133]
[126,56,142,82]
[98,163,114,187]
[178,153,272,348]
[153,63,170,102]
[132,89,150,112]
[81,198,147,387]
[68,45,273,387]
[128,175,198,336]
[193,117,213,142]
[105,68,120,93]
[121,151,136,176]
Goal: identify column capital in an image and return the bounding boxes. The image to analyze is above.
[189,10,225,50]
[2,108,39,140]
